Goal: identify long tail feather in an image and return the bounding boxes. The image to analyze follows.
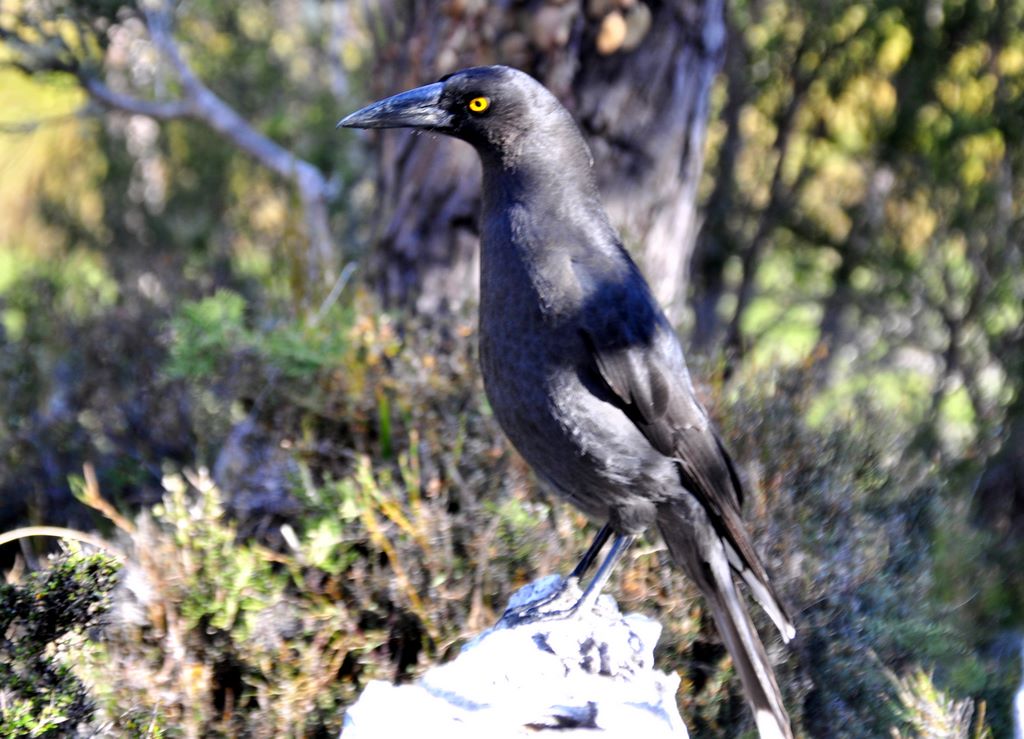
[658,503,794,739]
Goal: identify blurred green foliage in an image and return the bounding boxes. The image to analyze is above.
[166,289,352,384]
[699,0,1023,460]
[0,0,1021,737]
[0,551,119,737]
[715,365,1011,736]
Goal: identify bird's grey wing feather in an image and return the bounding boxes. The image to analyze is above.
[577,285,743,516]
[578,288,791,631]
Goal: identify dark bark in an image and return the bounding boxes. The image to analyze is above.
[974,395,1024,539]
[720,52,809,362]
[361,0,725,318]
[691,20,746,353]
[814,167,893,375]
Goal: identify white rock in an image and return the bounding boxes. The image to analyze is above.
[1014,635,1024,739]
[342,575,688,738]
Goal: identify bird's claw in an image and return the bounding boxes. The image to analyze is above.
[499,576,584,626]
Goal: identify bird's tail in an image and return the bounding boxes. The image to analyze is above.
[657,504,794,739]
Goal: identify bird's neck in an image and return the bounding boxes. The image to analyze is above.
[478,126,598,203]
[482,155,608,259]
[477,143,625,320]
[478,137,608,247]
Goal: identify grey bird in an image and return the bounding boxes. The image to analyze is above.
[340,65,795,739]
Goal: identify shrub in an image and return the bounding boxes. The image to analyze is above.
[0,550,119,737]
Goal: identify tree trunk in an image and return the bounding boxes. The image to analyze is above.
[362,0,725,319]
[691,21,745,353]
[974,351,1024,539]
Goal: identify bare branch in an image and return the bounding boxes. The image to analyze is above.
[0,24,78,73]
[46,0,340,304]
[141,5,303,183]
[80,75,193,119]
[137,1,338,297]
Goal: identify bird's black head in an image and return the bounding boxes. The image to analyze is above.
[338,66,585,168]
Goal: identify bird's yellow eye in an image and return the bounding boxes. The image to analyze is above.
[468,96,490,113]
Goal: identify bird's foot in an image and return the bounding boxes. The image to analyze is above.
[498,575,586,627]
[495,569,585,622]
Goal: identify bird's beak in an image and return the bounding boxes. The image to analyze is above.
[337,82,450,130]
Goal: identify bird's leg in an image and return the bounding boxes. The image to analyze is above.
[569,532,636,616]
[568,523,613,581]
[501,532,636,625]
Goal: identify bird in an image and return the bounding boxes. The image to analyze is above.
[339,65,795,739]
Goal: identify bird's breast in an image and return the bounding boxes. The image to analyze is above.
[477,238,673,525]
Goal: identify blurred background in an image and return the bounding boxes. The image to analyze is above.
[1,0,1021,736]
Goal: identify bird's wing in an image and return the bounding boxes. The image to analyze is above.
[577,275,779,596]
